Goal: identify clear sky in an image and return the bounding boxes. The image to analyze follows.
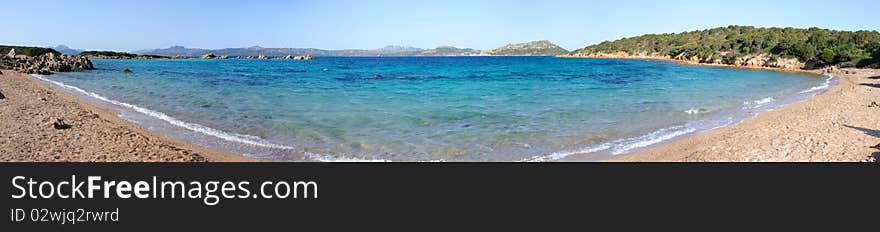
[2,0,877,52]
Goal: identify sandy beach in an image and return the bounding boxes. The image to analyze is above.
[0,70,255,162]
[615,68,880,162]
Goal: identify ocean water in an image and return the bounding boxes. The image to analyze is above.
[40,57,830,161]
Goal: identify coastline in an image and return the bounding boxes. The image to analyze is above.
[0,70,258,162]
[3,58,877,162]
[612,67,880,162]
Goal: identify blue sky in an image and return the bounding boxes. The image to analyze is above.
[2,0,877,52]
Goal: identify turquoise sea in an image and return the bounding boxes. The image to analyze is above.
[39,57,831,161]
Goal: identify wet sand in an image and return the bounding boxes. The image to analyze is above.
[0,70,257,162]
[614,68,880,162]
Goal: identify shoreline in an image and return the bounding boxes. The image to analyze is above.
[611,67,879,162]
[0,70,259,162]
[557,53,821,75]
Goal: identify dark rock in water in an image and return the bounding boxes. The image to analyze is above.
[373,73,382,78]
[121,68,132,73]
[52,118,72,130]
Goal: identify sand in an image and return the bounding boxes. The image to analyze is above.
[614,68,880,162]
[0,70,256,162]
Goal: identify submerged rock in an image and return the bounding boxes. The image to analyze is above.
[373,73,382,78]
[121,68,132,73]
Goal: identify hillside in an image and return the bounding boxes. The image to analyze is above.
[79,51,170,59]
[0,45,60,57]
[569,26,880,69]
[484,40,568,56]
[412,46,481,56]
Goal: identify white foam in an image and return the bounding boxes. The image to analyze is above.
[684,107,708,115]
[799,74,833,94]
[743,97,775,109]
[521,143,612,162]
[304,152,389,162]
[32,74,383,162]
[610,126,695,155]
[520,125,695,162]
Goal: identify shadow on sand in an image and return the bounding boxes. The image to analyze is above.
[868,75,880,80]
[844,125,880,138]
[861,83,880,88]
[0,89,5,100]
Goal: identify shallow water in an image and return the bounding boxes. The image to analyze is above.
[43,57,828,161]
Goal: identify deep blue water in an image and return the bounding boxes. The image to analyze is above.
[41,57,830,161]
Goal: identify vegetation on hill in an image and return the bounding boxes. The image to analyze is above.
[80,51,170,59]
[485,40,568,56]
[571,26,880,68]
[0,45,60,57]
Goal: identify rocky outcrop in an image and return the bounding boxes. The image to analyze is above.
[6,49,15,58]
[0,52,94,75]
[257,54,267,60]
[279,55,313,60]
[201,53,217,59]
[562,51,806,71]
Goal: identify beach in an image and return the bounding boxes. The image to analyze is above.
[2,63,878,162]
[0,70,255,162]
[615,68,880,162]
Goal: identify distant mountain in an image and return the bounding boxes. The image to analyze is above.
[135,42,564,58]
[53,45,83,55]
[483,40,568,56]
[136,46,211,57]
[374,45,424,54]
[414,46,481,56]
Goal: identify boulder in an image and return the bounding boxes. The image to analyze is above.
[121,68,132,73]
[201,53,217,59]
[6,48,15,57]
[281,55,294,60]
[217,55,229,59]
[294,55,313,60]
[258,54,267,60]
